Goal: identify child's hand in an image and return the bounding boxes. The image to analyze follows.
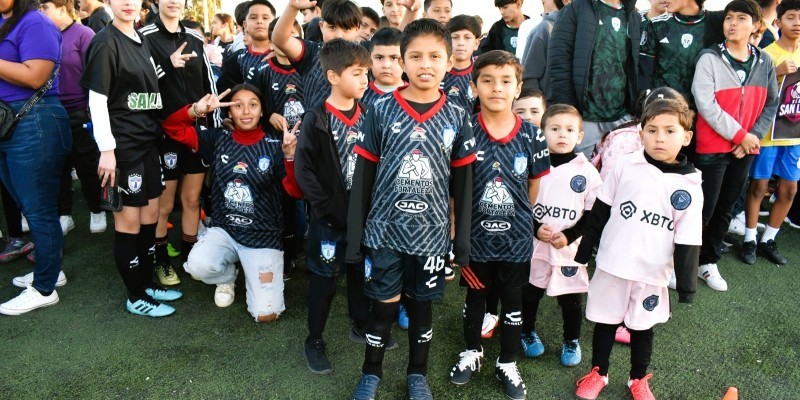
[194,88,234,116]
[282,120,301,159]
[170,42,197,69]
[537,224,552,242]
[396,0,421,11]
[739,133,761,154]
[289,0,317,10]
[731,144,747,159]
[269,113,288,132]
[776,60,797,76]
[550,232,568,249]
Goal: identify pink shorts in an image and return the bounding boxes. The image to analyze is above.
[529,259,590,297]
[585,269,670,331]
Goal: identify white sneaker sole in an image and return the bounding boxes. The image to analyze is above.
[89,225,107,234]
[0,295,59,315]
[215,296,234,308]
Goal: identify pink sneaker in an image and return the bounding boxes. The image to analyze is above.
[615,326,630,344]
[576,367,608,400]
[628,374,656,400]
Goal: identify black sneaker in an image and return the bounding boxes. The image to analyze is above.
[758,240,788,265]
[739,240,757,265]
[304,339,333,374]
[495,360,527,400]
[283,259,296,281]
[450,347,483,385]
[406,374,433,400]
[349,326,399,350]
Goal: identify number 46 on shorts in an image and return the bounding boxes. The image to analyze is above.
[424,256,445,288]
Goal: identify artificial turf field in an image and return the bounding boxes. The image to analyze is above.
[1,192,799,400]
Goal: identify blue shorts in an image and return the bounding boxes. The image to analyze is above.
[363,247,446,301]
[750,145,800,181]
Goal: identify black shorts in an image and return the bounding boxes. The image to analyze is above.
[460,261,530,293]
[364,247,447,302]
[305,219,346,278]
[119,146,164,207]
[159,136,208,181]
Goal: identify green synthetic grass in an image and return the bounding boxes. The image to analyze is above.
[1,192,800,399]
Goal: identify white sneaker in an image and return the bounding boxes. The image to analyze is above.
[786,217,800,229]
[60,215,75,236]
[728,213,746,236]
[668,271,676,290]
[698,263,728,292]
[13,270,67,288]
[0,287,59,315]
[214,282,235,307]
[21,216,29,233]
[89,211,107,233]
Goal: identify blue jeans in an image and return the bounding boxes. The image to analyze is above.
[0,97,72,292]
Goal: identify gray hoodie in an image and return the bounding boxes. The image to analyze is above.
[521,11,559,95]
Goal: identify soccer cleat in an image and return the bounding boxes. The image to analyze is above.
[349,325,399,350]
[444,265,455,281]
[628,374,656,400]
[450,347,483,385]
[12,270,67,288]
[126,298,175,317]
[167,242,180,257]
[615,326,631,344]
[214,282,236,307]
[738,241,757,265]
[481,313,500,339]
[89,211,107,233]
[575,367,608,400]
[561,339,582,367]
[495,359,527,400]
[520,331,544,358]
[0,238,34,263]
[351,374,381,400]
[398,304,409,330]
[667,272,676,291]
[0,287,59,315]
[758,240,788,265]
[155,263,181,286]
[59,215,75,236]
[145,286,183,301]
[304,339,333,374]
[406,374,433,400]
[698,263,728,292]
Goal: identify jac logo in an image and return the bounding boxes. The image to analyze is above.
[481,220,511,232]
[226,214,253,226]
[395,200,429,213]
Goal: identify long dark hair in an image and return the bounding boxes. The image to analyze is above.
[0,0,39,41]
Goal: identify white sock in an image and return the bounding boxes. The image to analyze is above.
[744,227,758,243]
[761,225,779,243]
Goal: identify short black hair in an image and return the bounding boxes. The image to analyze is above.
[446,15,481,38]
[495,0,518,7]
[361,6,380,27]
[234,1,251,26]
[424,0,453,10]
[322,0,362,30]
[517,89,545,104]
[229,83,264,104]
[401,19,452,57]
[369,27,402,51]
[778,0,800,18]
[472,50,523,85]
[247,0,276,18]
[268,18,302,41]
[724,0,763,22]
[182,19,203,33]
[554,0,566,10]
[319,38,372,84]
[754,0,774,10]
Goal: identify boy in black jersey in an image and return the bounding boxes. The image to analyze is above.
[295,39,377,375]
[217,0,276,93]
[449,50,550,400]
[346,19,476,400]
[444,15,482,112]
[361,27,405,109]
[258,19,305,137]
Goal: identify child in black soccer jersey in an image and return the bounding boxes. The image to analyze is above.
[216,0,276,93]
[361,27,405,109]
[448,50,550,400]
[260,19,305,137]
[82,0,181,317]
[346,19,477,400]
[294,39,384,375]
[444,15,482,112]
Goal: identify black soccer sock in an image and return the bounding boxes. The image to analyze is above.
[485,284,500,315]
[558,293,583,341]
[154,235,169,264]
[138,223,157,290]
[346,262,370,327]
[114,231,145,299]
[499,285,523,363]
[463,288,487,351]
[592,323,617,376]
[362,300,398,378]
[521,284,545,333]
[405,296,433,376]
[629,328,654,380]
[306,273,336,342]
[180,234,197,262]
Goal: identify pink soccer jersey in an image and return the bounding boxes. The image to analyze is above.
[594,150,703,287]
[532,153,603,266]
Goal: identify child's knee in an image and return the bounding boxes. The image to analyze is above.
[247,269,285,322]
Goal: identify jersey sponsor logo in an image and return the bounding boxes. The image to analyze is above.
[532,147,549,162]
[620,200,637,219]
[442,126,456,150]
[284,98,305,127]
[220,154,229,164]
[258,156,271,173]
[448,86,460,97]
[392,122,402,133]
[233,161,248,174]
[163,152,178,169]
[481,220,511,232]
[226,214,253,226]
[642,294,659,311]
[513,153,528,178]
[127,93,162,110]
[272,82,280,91]
[127,173,143,193]
[479,177,515,216]
[410,126,427,141]
[346,131,359,144]
[532,203,578,221]
[395,150,433,194]
[395,200,429,213]
[570,175,587,193]
[285,84,297,94]
[345,153,357,190]
[492,161,501,170]
[535,128,545,142]
[561,266,579,277]
[223,178,254,213]
[504,310,522,325]
[681,33,693,48]
[641,209,675,230]
[611,17,621,32]
[320,241,336,263]
[659,37,669,44]
[670,190,692,210]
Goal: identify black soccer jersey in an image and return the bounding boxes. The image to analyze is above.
[254,58,305,136]
[361,81,392,110]
[81,24,162,167]
[291,39,330,109]
[354,88,476,256]
[470,114,550,263]
[441,63,475,112]
[217,47,269,93]
[326,102,365,190]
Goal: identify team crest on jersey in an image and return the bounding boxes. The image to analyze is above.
[346,131,359,143]
[681,33,693,48]
[284,98,305,127]
[396,149,433,194]
[410,127,427,141]
[513,153,528,178]
[670,190,692,210]
[163,152,178,170]
[223,178,254,213]
[285,84,297,94]
[492,161,501,170]
[448,86,460,97]
[620,200,637,219]
[320,241,336,263]
[127,173,143,193]
[611,17,621,32]
[258,156,271,173]
[570,175,587,193]
[479,177,515,216]
[346,154,357,190]
[364,256,373,279]
[233,162,248,174]
[442,126,456,150]
[561,267,578,277]
[642,294,659,311]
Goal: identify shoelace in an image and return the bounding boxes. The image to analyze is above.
[456,349,482,372]
[630,374,653,397]
[217,283,235,295]
[564,341,579,354]
[576,367,603,388]
[497,362,523,387]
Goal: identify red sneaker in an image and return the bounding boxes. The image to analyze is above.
[628,374,656,400]
[576,367,607,400]
[615,326,631,344]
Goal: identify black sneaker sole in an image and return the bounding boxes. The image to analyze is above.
[304,348,333,375]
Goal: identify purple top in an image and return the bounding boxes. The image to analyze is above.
[59,22,94,111]
[0,11,62,103]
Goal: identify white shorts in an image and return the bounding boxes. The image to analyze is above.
[185,227,285,321]
[529,259,589,296]
[585,269,670,331]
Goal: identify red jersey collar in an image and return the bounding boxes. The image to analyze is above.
[325,102,362,127]
[478,113,522,144]
[393,87,447,124]
[267,58,296,74]
[449,61,474,76]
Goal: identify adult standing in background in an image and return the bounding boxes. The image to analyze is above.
[211,12,236,52]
